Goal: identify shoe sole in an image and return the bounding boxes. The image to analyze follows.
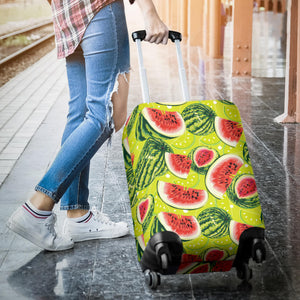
[71,227,130,242]
[7,217,74,252]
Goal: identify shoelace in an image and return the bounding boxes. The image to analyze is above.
[44,213,57,238]
[91,207,115,226]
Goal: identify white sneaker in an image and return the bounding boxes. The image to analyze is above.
[63,208,129,242]
[7,205,74,251]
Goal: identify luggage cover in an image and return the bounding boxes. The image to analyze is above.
[122,99,265,274]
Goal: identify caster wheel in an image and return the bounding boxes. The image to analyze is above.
[254,248,263,264]
[252,239,266,264]
[237,263,253,282]
[161,253,168,271]
[144,270,161,289]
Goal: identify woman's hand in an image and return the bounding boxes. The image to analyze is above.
[135,0,169,44]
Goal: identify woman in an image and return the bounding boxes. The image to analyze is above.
[7,0,168,251]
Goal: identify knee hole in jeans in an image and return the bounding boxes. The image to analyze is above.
[111,72,130,132]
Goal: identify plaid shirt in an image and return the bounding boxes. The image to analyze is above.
[51,0,134,59]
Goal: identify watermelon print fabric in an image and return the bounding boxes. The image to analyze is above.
[122,100,265,275]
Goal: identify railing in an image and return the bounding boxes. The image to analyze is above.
[0,20,54,67]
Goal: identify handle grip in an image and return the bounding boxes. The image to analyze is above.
[132,29,189,103]
[132,30,182,43]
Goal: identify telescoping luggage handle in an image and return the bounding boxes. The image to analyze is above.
[132,30,190,104]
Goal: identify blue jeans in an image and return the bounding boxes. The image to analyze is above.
[35,0,130,210]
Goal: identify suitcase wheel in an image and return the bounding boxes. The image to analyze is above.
[252,238,267,264]
[144,269,161,289]
[253,248,264,264]
[236,262,253,282]
[160,253,169,271]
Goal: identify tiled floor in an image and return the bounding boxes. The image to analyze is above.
[0,7,300,300]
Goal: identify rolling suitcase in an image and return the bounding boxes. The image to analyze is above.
[122,30,266,289]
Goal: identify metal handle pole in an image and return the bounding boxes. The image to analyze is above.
[175,40,190,102]
[136,39,150,104]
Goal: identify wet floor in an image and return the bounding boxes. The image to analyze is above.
[0,8,300,300]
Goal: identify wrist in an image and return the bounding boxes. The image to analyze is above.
[136,0,158,17]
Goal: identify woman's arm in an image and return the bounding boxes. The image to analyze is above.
[135,0,169,44]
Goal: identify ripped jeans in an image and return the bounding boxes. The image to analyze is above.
[35,0,130,209]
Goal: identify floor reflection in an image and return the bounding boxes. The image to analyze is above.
[7,240,103,299]
[252,11,286,78]
[7,250,75,299]
[7,241,257,299]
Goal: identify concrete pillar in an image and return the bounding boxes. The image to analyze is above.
[162,1,169,24]
[162,0,170,26]
[232,0,253,76]
[296,0,300,122]
[204,0,210,54]
[208,0,222,58]
[275,0,299,123]
[169,0,178,30]
[282,0,286,12]
[264,0,269,11]
[273,0,278,13]
[176,0,181,32]
[180,0,188,37]
[188,0,204,47]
